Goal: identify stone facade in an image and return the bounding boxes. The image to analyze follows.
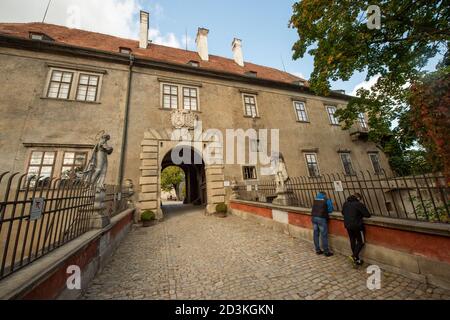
[0,23,391,218]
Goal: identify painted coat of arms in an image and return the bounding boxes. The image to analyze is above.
[170,110,198,129]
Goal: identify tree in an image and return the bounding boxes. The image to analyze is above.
[289,0,449,175]
[161,166,184,200]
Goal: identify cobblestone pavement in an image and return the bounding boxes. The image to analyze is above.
[83,204,450,300]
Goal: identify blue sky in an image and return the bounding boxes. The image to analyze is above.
[0,0,443,95]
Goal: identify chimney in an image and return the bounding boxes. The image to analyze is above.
[232,38,244,67]
[196,28,209,61]
[139,11,149,49]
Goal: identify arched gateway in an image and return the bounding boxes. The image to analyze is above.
[138,129,225,219]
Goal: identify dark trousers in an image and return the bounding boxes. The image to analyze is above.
[347,228,365,260]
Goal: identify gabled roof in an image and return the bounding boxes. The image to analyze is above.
[0,22,307,86]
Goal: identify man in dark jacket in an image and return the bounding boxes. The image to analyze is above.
[311,191,334,256]
[341,193,371,266]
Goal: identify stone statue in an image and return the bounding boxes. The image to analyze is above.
[79,133,113,228]
[271,152,289,193]
[81,133,113,189]
[271,152,292,206]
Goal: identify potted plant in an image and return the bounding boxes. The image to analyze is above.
[215,202,228,218]
[141,210,156,227]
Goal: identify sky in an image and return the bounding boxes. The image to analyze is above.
[0,0,443,95]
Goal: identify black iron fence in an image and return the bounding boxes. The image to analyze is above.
[236,170,449,224]
[104,184,132,218]
[0,172,131,280]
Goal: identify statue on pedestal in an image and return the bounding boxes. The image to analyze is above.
[81,133,114,228]
[271,152,292,206]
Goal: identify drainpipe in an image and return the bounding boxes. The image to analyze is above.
[118,54,134,186]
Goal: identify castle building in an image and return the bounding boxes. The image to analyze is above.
[0,11,390,216]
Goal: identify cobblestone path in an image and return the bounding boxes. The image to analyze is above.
[83,204,450,300]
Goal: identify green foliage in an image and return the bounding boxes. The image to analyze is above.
[412,196,450,223]
[215,203,228,214]
[161,166,184,192]
[141,210,155,221]
[289,0,449,175]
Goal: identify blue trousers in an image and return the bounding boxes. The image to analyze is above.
[312,216,330,253]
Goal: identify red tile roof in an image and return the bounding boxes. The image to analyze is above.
[0,22,307,85]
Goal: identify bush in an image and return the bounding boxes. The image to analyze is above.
[215,203,228,214]
[141,210,155,221]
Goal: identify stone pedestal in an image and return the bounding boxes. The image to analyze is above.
[272,185,293,206]
[91,188,110,229]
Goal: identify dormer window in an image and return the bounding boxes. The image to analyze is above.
[293,80,306,86]
[29,32,53,41]
[187,60,199,67]
[119,47,132,54]
[245,71,257,78]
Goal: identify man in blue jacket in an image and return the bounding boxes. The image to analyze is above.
[311,191,334,256]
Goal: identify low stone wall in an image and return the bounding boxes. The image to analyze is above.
[0,209,134,300]
[230,200,450,290]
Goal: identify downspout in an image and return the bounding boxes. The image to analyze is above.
[118,53,134,186]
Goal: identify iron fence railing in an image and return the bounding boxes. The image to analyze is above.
[0,172,131,280]
[104,184,132,218]
[236,170,449,224]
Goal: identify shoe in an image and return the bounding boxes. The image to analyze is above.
[356,259,364,266]
[348,256,358,267]
[316,250,324,255]
[324,252,334,257]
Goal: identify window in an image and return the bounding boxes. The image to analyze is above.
[76,74,99,102]
[305,153,320,177]
[369,153,382,174]
[242,166,257,180]
[26,151,56,187]
[326,105,339,125]
[293,101,308,122]
[183,87,198,111]
[119,47,132,54]
[250,139,260,152]
[162,84,178,109]
[47,70,73,99]
[243,94,258,117]
[358,112,368,129]
[29,32,53,41]
[245,71,257,77]
[61,152,88,179]
[340,153,355,175]
[187,60,199,67]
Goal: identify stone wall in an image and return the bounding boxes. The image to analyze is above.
[230,199,450,290]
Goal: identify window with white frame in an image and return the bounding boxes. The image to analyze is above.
[47,70,73,99]
[25,149,90,186]
[358,112,368,129]
[76,74,99,102]
[61,152,88,179]
[242,166,257,180]
[162,84,178,109]
[326,105,339,125]
[369,153,383,174]
[183,87,198,111]
[340,153,355,175]
[45,68,102,102]
[305,153,320,177]
[293,101,308,122]
[243,94,258,117]
[26,151,56,187]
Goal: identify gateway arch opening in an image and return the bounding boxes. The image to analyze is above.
[160,146,206,207]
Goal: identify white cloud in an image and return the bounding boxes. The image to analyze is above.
[0,0,185,48]
[351,75,380,96]
[149,28,181,48]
